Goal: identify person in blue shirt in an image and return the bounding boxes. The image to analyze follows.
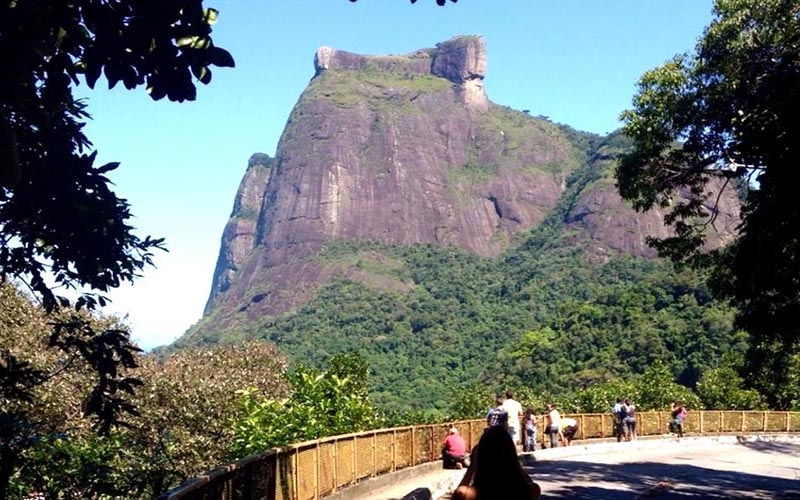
[486,397,508,428]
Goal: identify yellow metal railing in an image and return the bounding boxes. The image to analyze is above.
[154,411,800,500]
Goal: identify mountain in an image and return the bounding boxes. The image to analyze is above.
[177,36,743,412]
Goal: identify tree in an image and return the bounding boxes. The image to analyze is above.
[1,0,234,434]
[0,282,128,499]
[230,353,379,457]
[616,0,800,407]
[696,357,765,410]
[114,342,288,497]
[1,285,289,500]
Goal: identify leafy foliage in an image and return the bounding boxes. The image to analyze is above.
[695,355,765,410]
[1,1,234,495]
[0,282,121,499]
[0,4,237,487]
[225,231,744,417]
[230,353,378,457]
[1,284,289,499]
[113,342,288,497]
[617,0,800,407]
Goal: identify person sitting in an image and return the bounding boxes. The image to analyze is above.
[559,417,579,446]
[452,425,541,500]
[442,426,469,469]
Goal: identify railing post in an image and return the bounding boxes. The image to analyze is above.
[352,435,357,485]
[332,438,338,495]
[293,449,299,500]
[601,414,606,439]
[391,429,397,472]
[314,441,320,500]
[411,426,416,466]
[372,431,377,477]
[429,426,434,462]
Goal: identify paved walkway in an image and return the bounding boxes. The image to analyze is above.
[528,435,800,499]
[350,434,800,499]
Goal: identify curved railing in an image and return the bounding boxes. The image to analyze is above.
[154,410,800,500]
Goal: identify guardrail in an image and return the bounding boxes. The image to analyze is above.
[154,410,800,500]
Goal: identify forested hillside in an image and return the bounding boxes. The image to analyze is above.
[179,131,744,414]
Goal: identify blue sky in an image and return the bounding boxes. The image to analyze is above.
[79,0,715,349]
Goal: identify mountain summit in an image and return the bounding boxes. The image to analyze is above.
[186,35,739,343]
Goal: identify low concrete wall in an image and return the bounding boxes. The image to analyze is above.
[325,461,462,500]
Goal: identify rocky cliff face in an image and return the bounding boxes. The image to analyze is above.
[196,36,740,336]
[204,153,273,315]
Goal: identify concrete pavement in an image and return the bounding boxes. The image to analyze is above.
[528,434,800,499]
[340,434,800,499]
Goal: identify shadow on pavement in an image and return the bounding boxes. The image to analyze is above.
[524,454,800,499]
[737,440,800,456]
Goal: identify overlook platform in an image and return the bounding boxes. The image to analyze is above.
[344,434,800,499]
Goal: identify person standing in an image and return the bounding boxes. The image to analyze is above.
[612,398,627,442]
[441,426,469,469]
[669,400,687,437]
[545,403,561,448]
[486,397,508,429]
[502,390,524,446]
[623,398,637,441]
[523,409,538,452]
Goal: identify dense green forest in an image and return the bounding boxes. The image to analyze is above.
[246,242,743,414]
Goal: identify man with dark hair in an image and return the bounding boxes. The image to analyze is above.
[502,390,523,445]
[486,397,508,428]
[545,403,561,448]
[612,398,626,442]
[669,401,687,438]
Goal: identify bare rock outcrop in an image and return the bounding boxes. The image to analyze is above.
[196,36,740,335]
[204,153,272,314]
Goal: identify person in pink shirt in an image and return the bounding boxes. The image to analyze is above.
[442,426,469,469]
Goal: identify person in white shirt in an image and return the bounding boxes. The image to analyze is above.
[501,390,524,445]
[545,403,561,448]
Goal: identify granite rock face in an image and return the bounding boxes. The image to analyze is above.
[204,153,273,315]
[197,36,740,335]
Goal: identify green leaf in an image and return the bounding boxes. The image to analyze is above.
[192,65,212,85]
[205,8,219,25]
[84,62,102,89]
[207,46,235,68]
